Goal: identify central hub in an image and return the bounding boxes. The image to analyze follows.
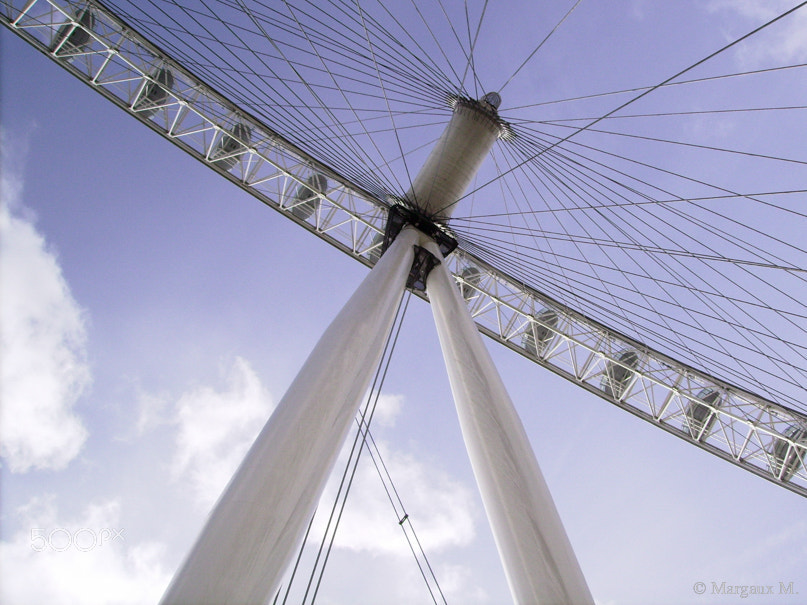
[405,92,506,222]
[380,204,456,291]
[379,93,505,291]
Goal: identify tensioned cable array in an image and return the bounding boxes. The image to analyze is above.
[98,0,807,413]
[103,0,466,201]
[275,290,446,604]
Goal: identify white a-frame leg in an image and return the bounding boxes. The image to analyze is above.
[160,228,419,605]
[161,90,591,604]
[423,238,594,605]
[160,227,592,605]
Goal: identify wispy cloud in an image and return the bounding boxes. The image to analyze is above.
[368,390,404,428]
[708,0,807,64]
[437,562,491,603]
[315,436,477,556]
[0,496,171,604]
[0,130,90,473]
[171,356,275,507]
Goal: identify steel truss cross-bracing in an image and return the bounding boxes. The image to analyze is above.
[157,52,594,601]
[4,0,804,498]
[3,0,806,525]
[4,5,807,602]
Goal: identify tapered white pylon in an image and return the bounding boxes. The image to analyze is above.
[160,228,419,605]
[161,93,591,605]
[423,237,594,604]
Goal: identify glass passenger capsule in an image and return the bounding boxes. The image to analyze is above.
[364,232,384,263]
[52,8,95,56]
[211,123,251,171]
[132,68,174,118]
[684,387,723,440]
[768,424,807,482]
[459,266,481,301]
[291,173,327,220]
[522,308,559,357]
[601,349,640,400]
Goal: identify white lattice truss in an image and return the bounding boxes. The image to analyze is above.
[4,0,806,497]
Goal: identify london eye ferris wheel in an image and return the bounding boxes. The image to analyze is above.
[2,0,807,603]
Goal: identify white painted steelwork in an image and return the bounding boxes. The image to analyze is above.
[160,229,419,605]
[3,0,805,500]
[425,237,594,605]
[406,96,503,221]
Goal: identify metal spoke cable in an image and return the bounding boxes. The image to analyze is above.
[498,126,807,273]
[498,130,807,320]
[280,0,410,197]
[442,0,807,216]
[352,0,416,193]
[460,0,488,96]
[494,134,661,357]
[365,0,467,94]
[498,0,584,93]
[324,0,463,93]
[529,104,807,124]
[396,0,466,94]
[431,0,477,94]
[543,120,807,167]
[497,129,807,388]
[456,190,807,219]
[504,62,807,113]
[456,223,806,273]
[221,0,459,95]
[509,123,807,267]
[237,0,402,193]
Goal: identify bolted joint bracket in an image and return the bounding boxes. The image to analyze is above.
[381,204,458,257]
[378,204,454,292]
[407,245,441,292]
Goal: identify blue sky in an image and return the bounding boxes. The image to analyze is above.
[2,1,807,603]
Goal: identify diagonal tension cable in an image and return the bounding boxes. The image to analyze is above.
[272,284,445,605]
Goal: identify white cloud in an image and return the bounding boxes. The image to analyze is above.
[315,438,477,556]
[0,496,171,605]
[171,356,275,507]
[291,428,487,603]
[368,391,404,428]
[437,563,491,603]
[708,0,807,63]
[134,389,172,435]
[0,130,90,473]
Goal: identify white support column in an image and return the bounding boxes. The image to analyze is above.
[423,239,594,605]
[160,228,419,605]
